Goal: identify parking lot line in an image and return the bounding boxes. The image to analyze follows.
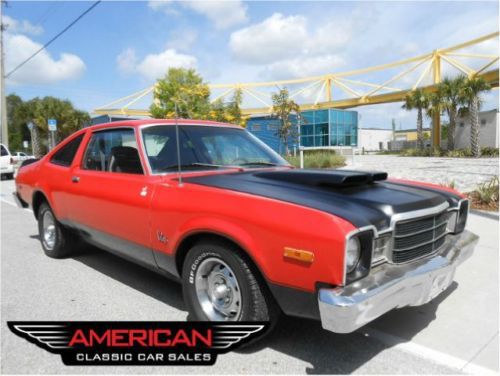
[364,328,499,375]
[1,198,32,212]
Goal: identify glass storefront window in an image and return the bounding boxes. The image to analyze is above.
[299,109,358,148]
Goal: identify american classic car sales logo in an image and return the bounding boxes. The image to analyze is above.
[7,321,267,366]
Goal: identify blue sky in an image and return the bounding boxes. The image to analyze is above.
[4,0,499,129]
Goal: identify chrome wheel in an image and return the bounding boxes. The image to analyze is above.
[42,210,56,250]
[194,257,242,321]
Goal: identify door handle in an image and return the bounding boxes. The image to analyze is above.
[71,176,80,183]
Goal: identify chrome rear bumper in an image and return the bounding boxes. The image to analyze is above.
[318,230,479,333]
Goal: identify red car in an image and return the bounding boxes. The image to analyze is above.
[14,119,478,333]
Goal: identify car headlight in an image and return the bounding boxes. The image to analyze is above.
[346,237,361,273]
[344,230,374,284]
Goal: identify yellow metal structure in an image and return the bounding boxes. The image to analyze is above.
[94,32,499,147]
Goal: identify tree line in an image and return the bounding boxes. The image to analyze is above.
[403,75,491,157]
[7,94,90,157]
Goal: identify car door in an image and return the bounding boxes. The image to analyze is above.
[66,127,156,268]
[41,133,86,220]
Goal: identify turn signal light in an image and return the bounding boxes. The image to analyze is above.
[283,247,315,264]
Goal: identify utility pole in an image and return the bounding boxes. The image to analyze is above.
[0,1,8,147]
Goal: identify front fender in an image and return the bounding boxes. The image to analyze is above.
[172,216,265,276]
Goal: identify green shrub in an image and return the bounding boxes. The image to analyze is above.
[474,176,499,205]
[375,150,401,155]
[400,148,433,157]
[445,148,473,158]
[286,150,345,169]
[480,147,499,157]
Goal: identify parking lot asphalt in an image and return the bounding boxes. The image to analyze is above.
[1,178,498,374]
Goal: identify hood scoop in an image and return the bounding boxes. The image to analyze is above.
[255,169,387,188]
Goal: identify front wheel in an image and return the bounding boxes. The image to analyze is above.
[37,202,78,258]
[182,240,279,323]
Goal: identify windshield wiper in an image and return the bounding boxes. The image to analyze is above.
[157,163,235,171]
[238,161,279,167]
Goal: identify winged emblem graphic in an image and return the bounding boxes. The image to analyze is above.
[7,323,71,351]
[211,324,266,349]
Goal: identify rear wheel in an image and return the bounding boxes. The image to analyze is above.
[37,202,78,258]
[182,239,279,323]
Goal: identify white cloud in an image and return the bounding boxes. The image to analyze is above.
[185,1,247,29]
[116,48,137,74]
[229,13,359,65]
[230,13,308,64]
[149,0,247,29]
[2,15,44,36]
[229,13,355,79]
[116,47,197,81]
[5,34,85,85]
[264,55,346,80]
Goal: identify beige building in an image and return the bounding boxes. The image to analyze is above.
[454,109,499,149]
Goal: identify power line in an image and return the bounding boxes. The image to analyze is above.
[5,0,101,79]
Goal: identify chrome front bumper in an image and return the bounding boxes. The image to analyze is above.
[318,230,479,334]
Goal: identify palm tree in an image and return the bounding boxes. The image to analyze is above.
[402,89,432,150]
[425,92,442,149]
[437,76,466,151]
[31,125,43,158]
[460,76,491,157]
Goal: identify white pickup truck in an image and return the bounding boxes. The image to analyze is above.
[1,144,15,179]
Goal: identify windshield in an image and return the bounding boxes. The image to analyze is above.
[141,125,289,173]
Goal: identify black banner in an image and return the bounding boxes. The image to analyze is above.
[7,321,268,366]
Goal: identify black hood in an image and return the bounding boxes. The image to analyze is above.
[184,169,461,231]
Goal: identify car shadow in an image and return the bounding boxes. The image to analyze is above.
[67,241,458,374]
[71,243,186,312]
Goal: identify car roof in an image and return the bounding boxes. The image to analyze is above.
[86,119,242,132]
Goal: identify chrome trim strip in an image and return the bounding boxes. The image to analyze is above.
[388,201,450,231]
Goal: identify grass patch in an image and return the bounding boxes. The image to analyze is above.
[286,150,345,169]
[467,176,499,211]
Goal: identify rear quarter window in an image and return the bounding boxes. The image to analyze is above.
[50,134,84,167]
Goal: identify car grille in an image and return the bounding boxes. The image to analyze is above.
[392,210,450,263]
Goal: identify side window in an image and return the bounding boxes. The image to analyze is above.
[1,145,8,156]
[82,128,143,175]
[50,134,84,167]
